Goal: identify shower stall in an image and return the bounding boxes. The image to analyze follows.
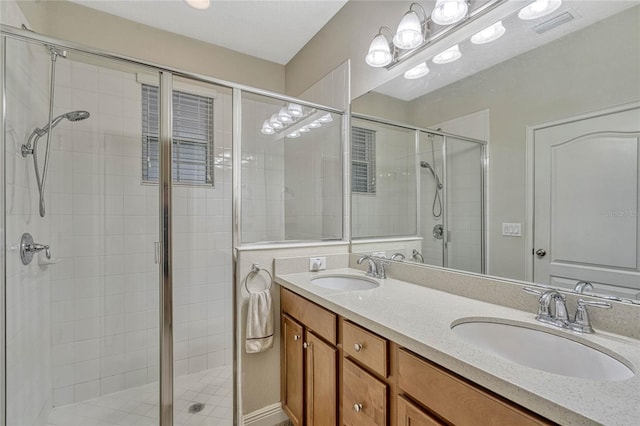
[1,25,345,426]
[351,115,486,274]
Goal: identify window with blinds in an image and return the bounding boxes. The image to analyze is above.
[141,84,214,185]
[351,126,376,194]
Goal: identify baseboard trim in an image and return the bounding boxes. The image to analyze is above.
[243,403,289,426]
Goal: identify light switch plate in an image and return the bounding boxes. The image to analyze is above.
[309,257,326,271]
[502,222,522,237]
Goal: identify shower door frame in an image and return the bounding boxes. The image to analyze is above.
[1,24,346,426]
[350,113,488,273]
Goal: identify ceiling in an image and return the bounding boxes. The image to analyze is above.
[68,0,348,65]
[373,1,638,102]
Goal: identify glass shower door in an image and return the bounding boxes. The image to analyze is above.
[418,131,445,267]
[4,36,162,425]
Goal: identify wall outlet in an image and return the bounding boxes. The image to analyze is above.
[372,251,387,258]
[502,222,522,237]
[309,257,326,271]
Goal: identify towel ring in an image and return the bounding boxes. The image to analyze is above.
[243,263,273,294]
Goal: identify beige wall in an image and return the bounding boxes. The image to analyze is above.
[352,92,411,124]
[407,8,640,280]
[16,0,285,92]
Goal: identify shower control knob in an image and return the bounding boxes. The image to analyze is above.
[535,249,547,257]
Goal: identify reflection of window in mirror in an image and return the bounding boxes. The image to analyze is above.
[351,126,376,194]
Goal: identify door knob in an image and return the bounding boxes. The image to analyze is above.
[535,249,547,257]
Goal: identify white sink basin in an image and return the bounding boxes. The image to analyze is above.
[311,274,379,291]
[451,320,634,381]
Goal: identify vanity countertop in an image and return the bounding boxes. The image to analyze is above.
[275,268,640,426]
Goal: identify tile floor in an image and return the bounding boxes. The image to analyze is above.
[47,366,233,426]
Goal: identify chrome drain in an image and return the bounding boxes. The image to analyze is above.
[188,402,205,414]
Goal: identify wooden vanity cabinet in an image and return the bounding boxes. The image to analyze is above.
[281,289,553,426]
[281,288,338,426]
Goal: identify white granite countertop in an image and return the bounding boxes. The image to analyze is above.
[276,268,640,426]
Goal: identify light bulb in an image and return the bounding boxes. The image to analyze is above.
[184,0,210,10]
[299,126,310,133]
[393,11,424,50]
[269,113,284,129]
[431,0,468,26]
[470,21,506,45]
[366,33,393,67]
[518,0,561,20]
[278,107,293,123]
[287,131,301,138]
[287,103,303,117]
[308,121,321,129]
[318,114,333,123]
[261,120,275,135]
[433,45,461,64]
[404,62,430,79]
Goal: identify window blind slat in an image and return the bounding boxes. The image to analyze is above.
[351,127,376,194]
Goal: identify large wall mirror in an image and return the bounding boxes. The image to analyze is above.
[351,1,640,302]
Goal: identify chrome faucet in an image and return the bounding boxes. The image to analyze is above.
[357,255,389,279]
[574,281,594,294]
[523,287,612,333]
[390,253,405,261]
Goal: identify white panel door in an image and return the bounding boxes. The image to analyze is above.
[533,106,640,298]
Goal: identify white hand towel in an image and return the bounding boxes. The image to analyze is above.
[245,289,274,353]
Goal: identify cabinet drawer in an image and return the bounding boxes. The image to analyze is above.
[398,349,551,426]
[342,358,388,426]
[342,320,388,377]
[281,288,337,344]
[397,395,445,426]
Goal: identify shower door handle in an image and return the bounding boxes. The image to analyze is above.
[154,242,161,264]
[535,249,547,258]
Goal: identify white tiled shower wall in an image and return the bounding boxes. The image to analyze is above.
[4,23,53,426]
[5,44,233,410]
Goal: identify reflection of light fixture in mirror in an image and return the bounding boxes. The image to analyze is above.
[286,131,301,139]
[431,0,469,26]
[366,27,394,67]
[433,44,461,64]
[393,3,429,50]
[261,120,275,135]
[278,107,293,123]
[184,0,210,10]
[308,121,321,129]
[299,126,310,133]
[318,113,333,123]
[269,113,284,129]
[470,21,505,44]
[287,103,303,117]
[518,0,562,20]
[404,62,430,79]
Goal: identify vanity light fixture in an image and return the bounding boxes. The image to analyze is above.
[278,107,293,123]
[184,0,210,10]
[518,0,562,21]
[470,20,505,44]
[261,120,275,135]
[269,113,284,130]
[318,113,333,123]
[393,3,430,50]
[431,0,469,26]
[433,44,461,64]
[404,62,430,79]
[366,27,395,67]
[308,121,321,129]
[287,103,303,117]
[286,131,301,139]
[299,126,310,133]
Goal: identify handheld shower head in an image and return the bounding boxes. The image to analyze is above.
[37,110,90,135]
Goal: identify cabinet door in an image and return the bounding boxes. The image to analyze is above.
[282,314,304,426]
[397,395,445,426]
[305,331,337,426]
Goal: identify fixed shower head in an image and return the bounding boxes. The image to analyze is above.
[36,110,90,135]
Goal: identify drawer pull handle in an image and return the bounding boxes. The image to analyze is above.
[293,334,300,341]
[354,343,363,352]
[353,403,363,412]
[303,342,311,349]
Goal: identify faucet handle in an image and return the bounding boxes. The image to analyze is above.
[570,299,612,333]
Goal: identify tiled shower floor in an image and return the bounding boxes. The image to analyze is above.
[47,366,233,426]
